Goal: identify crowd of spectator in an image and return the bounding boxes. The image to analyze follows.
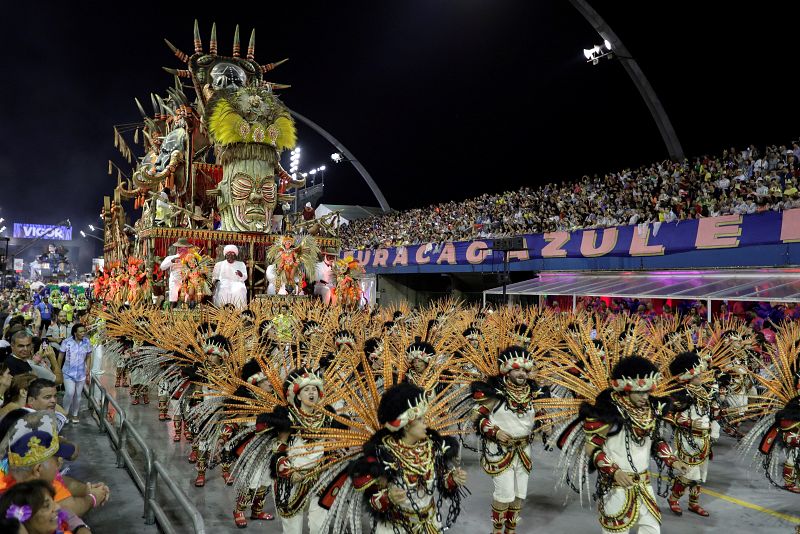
[340,139,800,249]
[0,286,108,534]
[548,295,795,344]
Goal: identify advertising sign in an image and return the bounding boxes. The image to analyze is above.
[13,259,23,272]
[12,223,72,240]
[345,208,800,272]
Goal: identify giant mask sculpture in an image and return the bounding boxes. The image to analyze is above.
[165,21,301,232]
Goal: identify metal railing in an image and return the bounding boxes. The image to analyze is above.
[84,376,206,534]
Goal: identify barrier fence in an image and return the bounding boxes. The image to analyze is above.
[83,376,206,534]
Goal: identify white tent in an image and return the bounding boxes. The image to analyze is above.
[315,204,384,227]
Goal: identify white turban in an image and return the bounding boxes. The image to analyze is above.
[223,244,239,256]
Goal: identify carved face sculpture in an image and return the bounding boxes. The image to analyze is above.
[218,166,277,232]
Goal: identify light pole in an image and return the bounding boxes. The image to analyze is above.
[288,108,391,213]
[80,231,104,243]
[570,0,685,161]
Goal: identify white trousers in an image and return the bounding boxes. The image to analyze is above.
[491,455,531,502]
[279,498,326,534]
[601,500,660,534]
[62,378,85,417]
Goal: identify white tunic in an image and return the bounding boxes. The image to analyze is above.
[159,254,183,302]
[313,261,335,304]
[212,260,248,307]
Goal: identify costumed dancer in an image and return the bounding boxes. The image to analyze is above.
[225,358,278,527]
[129,340,154,406]
[187,334,233,488]
[717,330,756,439]
[312,381,468,534]
[469,346,550,534]
[313,247,337,305]
[556,355,689,534]
[213,244,248,308]
[739,322,800,501]
[114,335,132,388]
[160,237,193,309]
[267,235,319,296]
[297,330,469,534]
[664,351,720,517]
[269,367,342,534]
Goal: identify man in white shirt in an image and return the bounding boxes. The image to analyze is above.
[159,237,193,308]
[212,244,248,307]
[313,248,337,305]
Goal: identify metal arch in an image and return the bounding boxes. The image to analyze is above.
[287,108,392,213]
[568,0,685,161]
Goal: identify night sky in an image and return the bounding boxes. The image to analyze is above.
[1,1,798,268]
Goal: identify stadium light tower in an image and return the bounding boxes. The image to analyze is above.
[570,0,685,161]
[289,108,390,212]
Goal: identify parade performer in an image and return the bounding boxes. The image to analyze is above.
[545,318,690,534]
[159,237,193,308]
[212,244,248,307]
[740,322,800,497]
[716,330,757,438]
[469,346,550,534]
[664,351,720,517]
[123,256,151,306]
[179,248,213,307]
[268,367,344,534]
[267,235,319,295]
[224,358,277,527]
[313,247,337,305]
[332,255,366,309]
[555,354,689,534]
[308,378,468,534]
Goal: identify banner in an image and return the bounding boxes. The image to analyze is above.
[13,223,72,240]
[13,259,23,272]
[344,209,800,270]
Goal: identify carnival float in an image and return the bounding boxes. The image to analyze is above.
[95,21,365,308]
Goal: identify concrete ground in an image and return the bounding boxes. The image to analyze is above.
[59,391,158,533]
[76,356,800,533]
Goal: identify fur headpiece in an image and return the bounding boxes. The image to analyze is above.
[512,323,531,343]
[610,355,661,392]
[202,334,230,359]
[334,329,356,349]
[405,336,436,363]
[364,337,383,357]
[378,383,428,432]
[497,345,534,374]
[462,327,483,340]
[241,358,266,385]
[669,351,706,382]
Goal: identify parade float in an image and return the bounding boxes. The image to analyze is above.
[97,21,356,307]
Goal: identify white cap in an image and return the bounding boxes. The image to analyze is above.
[223,244,239,256]
[305,202,312,208]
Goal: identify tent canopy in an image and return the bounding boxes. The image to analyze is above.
[483,268,800,302]
[316,204,383,227]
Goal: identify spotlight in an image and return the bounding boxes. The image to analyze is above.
[89,225,96,231]
[80,231,87,238]
[331,153,343,163]
[319,165,326,171]
[309,169,317,175]
[583,41,613,65]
